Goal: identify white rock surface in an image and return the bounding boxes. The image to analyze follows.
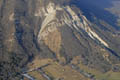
[36,2,109,47]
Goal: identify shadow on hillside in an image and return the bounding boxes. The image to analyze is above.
[70,0,120,30]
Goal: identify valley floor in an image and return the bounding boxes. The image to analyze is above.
[22,58,120,80]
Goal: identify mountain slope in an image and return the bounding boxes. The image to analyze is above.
[0,0,120,80]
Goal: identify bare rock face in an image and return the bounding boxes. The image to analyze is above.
[0,0,120,79]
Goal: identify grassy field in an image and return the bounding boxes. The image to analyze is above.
[28,71,47,80]
[77,63,120,80]
[27,57,120,80]
[27,58,89,80]
[43,62,89,80]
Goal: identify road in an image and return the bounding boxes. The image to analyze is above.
[22,64,52,80]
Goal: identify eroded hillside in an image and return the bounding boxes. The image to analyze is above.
[0,0,120,80]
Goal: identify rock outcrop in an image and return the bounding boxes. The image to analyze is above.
[0,0,120,79]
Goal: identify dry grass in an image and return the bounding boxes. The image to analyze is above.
[28,71,47,80]
[77,63,120,80]
[43,62,89,80]
[27,57,53,69]
[71,56,120,80]
[28,54,120,80]
[28,57,89,80]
